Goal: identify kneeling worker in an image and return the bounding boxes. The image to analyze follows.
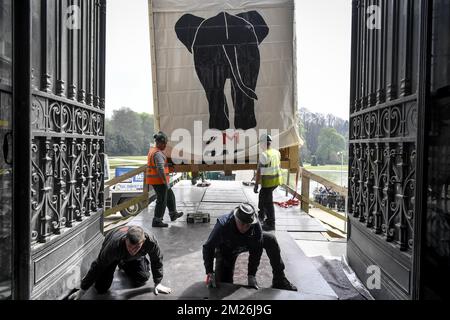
[69,225,171,299]
[202,203,297,291]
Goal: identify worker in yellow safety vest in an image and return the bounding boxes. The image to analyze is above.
[146,131,184,228]
[254,134,283,231]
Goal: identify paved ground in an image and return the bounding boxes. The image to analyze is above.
[84,180,348,300]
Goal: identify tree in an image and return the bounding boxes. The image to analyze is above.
[105,107,156,156]
[297,114,310,164]
[299,108,349,164]
[140,113,155,154]
[316,128,346,165]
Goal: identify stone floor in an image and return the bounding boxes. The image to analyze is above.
[84,180,349,300]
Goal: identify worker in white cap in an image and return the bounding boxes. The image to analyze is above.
[254,134,283,231]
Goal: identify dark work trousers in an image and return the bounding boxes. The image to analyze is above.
[152,184,177,221]
[94,257,150,294]
[214,232,286,284]
[258,186,277,226]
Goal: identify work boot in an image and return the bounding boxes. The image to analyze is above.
[152,218,169,228]
[272,277,298,291]
[262,222,275,231]
[169,211,184,222]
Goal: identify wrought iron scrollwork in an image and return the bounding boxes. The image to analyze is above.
[349,101,416,252]
[31,94,104,244]
[32,95,104,137]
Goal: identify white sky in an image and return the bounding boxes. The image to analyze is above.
[105,0,352,120]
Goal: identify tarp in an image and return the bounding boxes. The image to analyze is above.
[149,0,301,164]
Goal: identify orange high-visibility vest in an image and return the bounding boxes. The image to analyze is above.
[146,147,170,185]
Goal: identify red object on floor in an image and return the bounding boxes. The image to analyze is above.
[274,170,301,208]
[274,198,300,208]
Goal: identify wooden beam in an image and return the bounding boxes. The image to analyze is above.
[172,161,292,173]
[105,165,146,187]
[301,173,310,213]
[289,145,299,172]
[308,199,348,222]
[104,194,148,217]
[173,163,257,173]
[301,168,348,196]
[284,185,347,222]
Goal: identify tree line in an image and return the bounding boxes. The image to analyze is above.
[105,107,349,165]
[105,108,155,156]
[298,108,349,165]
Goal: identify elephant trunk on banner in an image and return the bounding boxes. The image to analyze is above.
[175,11,269,131]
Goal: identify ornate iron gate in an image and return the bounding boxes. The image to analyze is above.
[347,0,430,300]
[13,0,106,299]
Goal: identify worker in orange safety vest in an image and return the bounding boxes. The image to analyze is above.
[146,131,184,228]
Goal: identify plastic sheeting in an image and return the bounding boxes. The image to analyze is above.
[149,0,301,162]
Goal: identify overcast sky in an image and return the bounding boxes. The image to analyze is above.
[105,0,352,120]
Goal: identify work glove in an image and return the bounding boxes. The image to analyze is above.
[254,185,259,194]
[68,288,85,300]
[206,272,217,288]
[154,283,172,295]
[248,275,259,290]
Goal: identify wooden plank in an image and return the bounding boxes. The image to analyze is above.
[301,173,310,213]
[172,161,292,173]
[309,200,347,222]
[289,145,299,172]
[301,168,347,196]
[284,185,347,222]
[105,165,146,187]
[104,194,148,217]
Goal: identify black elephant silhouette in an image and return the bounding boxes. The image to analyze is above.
[175,11,269,131]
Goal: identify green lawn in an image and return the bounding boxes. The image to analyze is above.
[108,156,147,171]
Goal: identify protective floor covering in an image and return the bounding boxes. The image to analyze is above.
[83,181,343,300]
[310,256,369,300]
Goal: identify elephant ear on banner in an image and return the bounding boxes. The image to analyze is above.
[175,13,205,53]
[236,11,269,45]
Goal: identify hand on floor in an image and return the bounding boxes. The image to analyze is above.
[68,289,85,300]
[154,283,172,295]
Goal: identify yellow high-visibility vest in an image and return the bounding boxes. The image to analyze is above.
[260,148,283,188]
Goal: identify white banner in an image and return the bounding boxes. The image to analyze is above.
[149,0,301,163]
